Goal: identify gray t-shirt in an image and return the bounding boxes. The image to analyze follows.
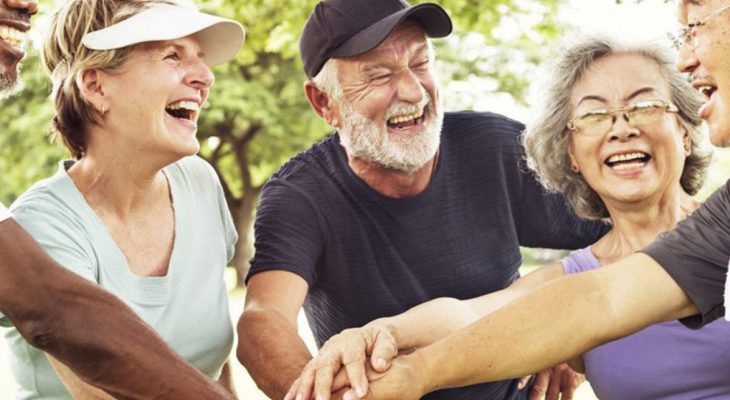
[642,179,730,328]
[3,156,237,399]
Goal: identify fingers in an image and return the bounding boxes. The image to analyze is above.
[286,363,316,400]
[314,364,336,400]
[545,367,561,400]
[369,330,398,372]
[332,368,351,393]
[528,370,550,400]
[517,375,532,390]
[341,333,371,398]
[284,377,300,400]
[343,361,368,398]
[559,369,584,400]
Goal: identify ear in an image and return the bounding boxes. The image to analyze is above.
[683,133,692,157]
[78,69,109,115]
[304,80,340,128]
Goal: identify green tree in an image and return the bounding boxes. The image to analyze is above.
[1,0,570,286]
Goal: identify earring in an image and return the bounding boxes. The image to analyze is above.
[99,105,108,115]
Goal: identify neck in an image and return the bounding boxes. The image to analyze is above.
[593,186,700,263]
[67,129,173,217]
[347,152,438,198]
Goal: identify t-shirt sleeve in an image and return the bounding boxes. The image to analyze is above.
[641,180,730,328]
[0,202,11,223]
[12,203,97,283]
[246,179,324,286]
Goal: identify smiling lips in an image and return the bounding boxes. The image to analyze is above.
[165,100,200,122]
[605,151,651,171]
[0,24,26,48]
[386,108,425,130]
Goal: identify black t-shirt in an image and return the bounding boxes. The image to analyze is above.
[642,180,730,328]
[248,111,606,400]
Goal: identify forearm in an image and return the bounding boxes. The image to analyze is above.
[237,308,312,399]
[370,298,479,350]
[0,220,232,399]
[417,254,696,393]
[375,265,564,350]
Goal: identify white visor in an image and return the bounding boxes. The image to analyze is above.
[82,4,245,66]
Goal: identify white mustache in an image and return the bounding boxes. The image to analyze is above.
[384,89,431,120]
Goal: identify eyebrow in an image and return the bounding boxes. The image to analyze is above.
[156,42,206,60]
[624,87,658,101]
[576,87,659,107]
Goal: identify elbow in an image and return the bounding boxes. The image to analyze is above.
[6,304,62,351]
[16,318,59,350]
[235,308,262,367]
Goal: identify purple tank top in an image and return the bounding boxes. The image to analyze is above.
[562,247,730,400]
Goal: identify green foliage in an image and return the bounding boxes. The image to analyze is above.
[0,0,587,282]
[0,51,61,205]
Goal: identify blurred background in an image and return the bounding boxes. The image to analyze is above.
[2,0,728,398]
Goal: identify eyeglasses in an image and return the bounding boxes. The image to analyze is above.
[669,3,730,50]
[567,100,679,136]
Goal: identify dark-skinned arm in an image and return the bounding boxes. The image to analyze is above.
[0,218,234,400]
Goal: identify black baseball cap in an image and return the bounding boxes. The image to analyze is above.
[300,0,453,78]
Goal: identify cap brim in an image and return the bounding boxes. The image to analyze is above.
[330,3,452,59]
[82,4,245,66]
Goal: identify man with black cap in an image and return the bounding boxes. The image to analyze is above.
[0,0,233,398]
[238,1,605,399]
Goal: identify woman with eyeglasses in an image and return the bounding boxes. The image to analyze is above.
[286,36,730,400]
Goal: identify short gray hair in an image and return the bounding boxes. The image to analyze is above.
[523,36,711,220]
[311,58,343,99]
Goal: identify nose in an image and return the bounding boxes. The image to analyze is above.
[395,69,424,104]
[608,115,640,142]
[186,58,215,89]
[676,39,699,74]
[3,0,38,15]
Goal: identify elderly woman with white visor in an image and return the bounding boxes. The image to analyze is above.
[3,0,244,398]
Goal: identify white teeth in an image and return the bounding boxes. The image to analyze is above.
[387,109,424,125]
[166,100,200,112]
[0,25,27,48]
[698,85,715,96]
[607,152,647,163]
[612,162,645,171]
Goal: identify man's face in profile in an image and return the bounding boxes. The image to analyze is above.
[0,0,37,93]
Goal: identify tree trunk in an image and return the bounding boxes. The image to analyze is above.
[230,187,261,287]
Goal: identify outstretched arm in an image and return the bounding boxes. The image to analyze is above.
[370,254,696,399]
[0,219,233,400]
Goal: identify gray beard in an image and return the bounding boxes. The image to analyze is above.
[0,66,20,99]
[338,92,443,174]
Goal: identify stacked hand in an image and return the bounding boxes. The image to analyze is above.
[285,324,584,400]
[285,324,400,400]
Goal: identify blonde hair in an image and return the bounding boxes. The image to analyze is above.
[43,0,185,158]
